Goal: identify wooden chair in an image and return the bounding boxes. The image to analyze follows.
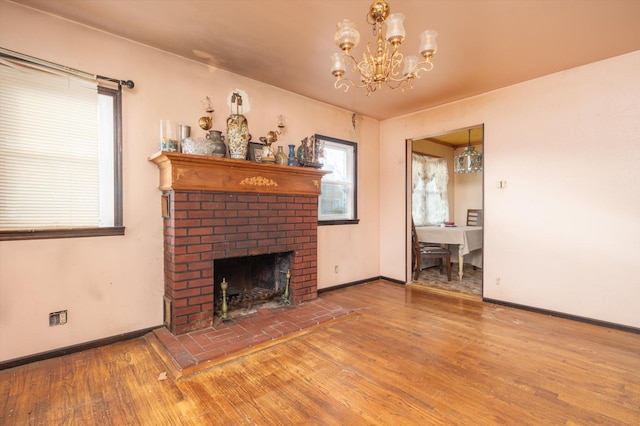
[411,221,451,281]
[466,209,483,226]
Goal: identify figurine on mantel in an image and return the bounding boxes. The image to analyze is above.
[259,131,277,163]
[259,115,286,164]
[297,135,324,168]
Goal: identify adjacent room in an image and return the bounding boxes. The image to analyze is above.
[1,0,639,424]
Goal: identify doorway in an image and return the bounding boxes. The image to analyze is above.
[409,125,484,297]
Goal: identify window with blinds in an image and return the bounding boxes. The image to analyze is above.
[0,54,123,239]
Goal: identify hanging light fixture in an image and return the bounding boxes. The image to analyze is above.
[330,0,438,96]
[455,130,483,173]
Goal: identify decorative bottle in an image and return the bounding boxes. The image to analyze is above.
[226,92,250,159]
[275,146,288,165]
[287,144,296,166]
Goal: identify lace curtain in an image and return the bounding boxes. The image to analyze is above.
[412,153,450,226]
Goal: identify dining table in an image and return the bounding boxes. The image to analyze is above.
[415,225,483,280]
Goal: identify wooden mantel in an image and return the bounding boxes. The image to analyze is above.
[148,151,330,196]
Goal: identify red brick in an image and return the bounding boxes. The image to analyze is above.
[187,276,213,287]
[189,294,214,305]
[236,240,257,249]
[174,253,202,264]
[248,202,270,211]
[172,271,202,282]
[188,192,214,202]
[174,305,202,316]
[215,210,238,218]
[201,218,227,227]
[214,193,237,202]
[175,236,202,246]
[258,195,277,203]
[174,201,202,211]
[188,227,214,237]
[237,194,259,203]
[201,202,226,210]
[173,288,202,299]
[189,210,215,219]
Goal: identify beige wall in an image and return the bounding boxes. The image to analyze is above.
[381,50,640,328]
[0,2,380,361]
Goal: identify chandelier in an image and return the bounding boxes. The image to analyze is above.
[330,0,438,95]
[454,130,483,173]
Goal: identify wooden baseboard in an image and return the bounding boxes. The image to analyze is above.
[318,276,404,294]
[0,326,161,370]
[483,298,640,335]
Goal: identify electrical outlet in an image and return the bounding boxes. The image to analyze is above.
[49,310,67,326]
[334,265,339,273]
[495,278,501,286]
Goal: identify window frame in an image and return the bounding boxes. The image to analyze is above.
[0,85,124,241]
[316,134,359,226]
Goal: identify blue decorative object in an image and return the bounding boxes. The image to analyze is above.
[288,144,296,166]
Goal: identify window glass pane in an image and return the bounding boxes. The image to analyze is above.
[317,135,357,223]
[412,153,449,226]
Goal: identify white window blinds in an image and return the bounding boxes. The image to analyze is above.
[0,60,100,228]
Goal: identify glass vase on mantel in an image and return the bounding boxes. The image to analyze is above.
[226,92,250,159]
[275,146,288,165]
[288,144,296,166]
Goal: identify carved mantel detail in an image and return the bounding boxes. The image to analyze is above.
[239,176,279,187]
[148,151,330,195]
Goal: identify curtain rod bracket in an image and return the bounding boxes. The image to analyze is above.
[97,75,135,89]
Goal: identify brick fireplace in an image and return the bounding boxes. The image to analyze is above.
[149,152,329,335]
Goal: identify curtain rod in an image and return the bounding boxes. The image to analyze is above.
[0,47,134,89]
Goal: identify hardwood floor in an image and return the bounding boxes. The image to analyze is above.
[1,280,639,425]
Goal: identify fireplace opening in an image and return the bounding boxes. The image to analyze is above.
[214,251,293,317]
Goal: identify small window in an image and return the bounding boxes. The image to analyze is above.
[0,53,123,240]
[317,134,358,225]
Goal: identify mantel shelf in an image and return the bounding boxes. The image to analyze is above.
[148,151,330,196]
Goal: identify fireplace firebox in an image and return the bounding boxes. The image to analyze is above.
[213,252,292,317]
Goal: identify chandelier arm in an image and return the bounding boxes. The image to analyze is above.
[334,77,353,93]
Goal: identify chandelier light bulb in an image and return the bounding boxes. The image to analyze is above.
[331,52,346,76]
[334,19,360,52]
[385,13,406,45]
[419,30,438,57]
[402,55,418,76]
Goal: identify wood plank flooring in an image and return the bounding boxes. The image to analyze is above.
[1,281,639,425]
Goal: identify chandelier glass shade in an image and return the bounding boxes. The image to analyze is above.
[330,0,438,95]
[454,130,483,174]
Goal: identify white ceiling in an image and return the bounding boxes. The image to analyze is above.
[10,0,640,121]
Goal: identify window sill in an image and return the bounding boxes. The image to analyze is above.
[318,219,360,226]
[0,227,125,241]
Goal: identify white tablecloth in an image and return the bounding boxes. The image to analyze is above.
[415,226,483,256]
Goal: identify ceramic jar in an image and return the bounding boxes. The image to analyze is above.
[206,130,227,157]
